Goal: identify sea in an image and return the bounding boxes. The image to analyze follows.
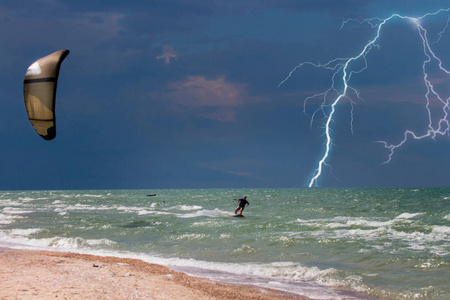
[0,188,448,299]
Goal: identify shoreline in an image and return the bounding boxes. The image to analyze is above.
[0,248,309,299]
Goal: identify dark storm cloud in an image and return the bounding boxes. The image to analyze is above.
[0,1,449,189]
[256,0,372,15]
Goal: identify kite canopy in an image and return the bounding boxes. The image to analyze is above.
[23,49,70,140]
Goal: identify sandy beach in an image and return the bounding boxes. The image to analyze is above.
[0,248,307,300]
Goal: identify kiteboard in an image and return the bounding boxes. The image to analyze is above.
[233,215,245,218]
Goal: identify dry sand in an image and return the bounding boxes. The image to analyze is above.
[0,248,309,299]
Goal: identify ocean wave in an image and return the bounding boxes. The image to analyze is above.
[18,197,36,202]
[177,208,231,218]
[432,225,450,235]
[52,203,161,215]
[1,200,25,206]
[314,225,450,257]
[136,209,158,215]
[48,237,117,249]
[55,203,111,212]
[0,213,18,224]
[233,244,257,254]
[0,212,24,224]
[2,207,34,215]
[73,194,105,198]
[139,255,361,299]
[395,212,425,219]
[1,188,448,299]
[8,228,42,237]
[326,217,394,229]
[296,214,420,230]
[191,220,226,228]
[172,205,203,211]
[0,231,116,252]
[175,233,208,240]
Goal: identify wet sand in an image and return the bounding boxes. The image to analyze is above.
[0,248,308,299]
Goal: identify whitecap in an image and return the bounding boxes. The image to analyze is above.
[85,238,116,246]
[395,212,425,219]
[327,217,394,229]
[48,237,116,249]
[2,207,33,215]
[5,228,42,238]
[233,244,257,254]
[0,213,19,224]
[431,225,450,235]
[175,233,207,240]
[174,205,203,211]
[18,197,35,202]
[177,208,230,218]
[137,209,157,215]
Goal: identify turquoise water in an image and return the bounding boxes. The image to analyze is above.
[0,188,448,299]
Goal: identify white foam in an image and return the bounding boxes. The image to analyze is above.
[57,204,110,212]
[177,208,231,218]
[0,213,20,224]
[137,209,156,215]
[175,233,207,240]
[233,244,257,254]
[141,256,360,299]
[0,231,53,249]
[85,238,116,246]
[74,194,105,198]
[297,216,396,229]
[306,219,449,257]
[2,207,33,215]
[327,217,394,229]
[0,231,116,252]
[18,197,35,202]
[395,212,425,219]
[174,205,203,211]
[112,205,149,213]
[47,237,117,249]
[297,213,425,231]
[9,228,42,237]
[0,199,22,206]
[431,225,450,235]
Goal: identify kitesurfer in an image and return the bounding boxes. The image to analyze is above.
[234,196,249,216]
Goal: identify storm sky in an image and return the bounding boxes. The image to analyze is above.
[1,0,449,189]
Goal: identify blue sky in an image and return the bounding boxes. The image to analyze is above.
[1,0,449,189]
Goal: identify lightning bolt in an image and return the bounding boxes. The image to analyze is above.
[279,8,450,187]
